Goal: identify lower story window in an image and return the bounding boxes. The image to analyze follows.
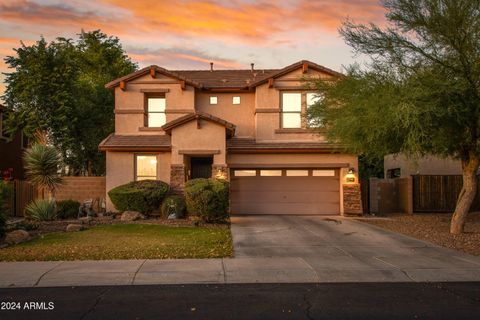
[135,155,157,180]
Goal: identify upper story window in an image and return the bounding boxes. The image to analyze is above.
[135,155,157,180]
[281,93,302,128]
[210,96,218,105]
[232,96,241,105]
[146,96,166,127]
[281,92,323,129]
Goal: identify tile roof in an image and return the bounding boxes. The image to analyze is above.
[173,69,278,88]
[99,134,171,151]
[105,60,342,90]
[162,111,236,136]
[227,138,344,153]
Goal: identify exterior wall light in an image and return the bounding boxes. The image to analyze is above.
[345,168,356,183]
[215,169,227,180]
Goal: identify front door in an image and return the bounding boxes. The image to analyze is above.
[190,157,213,179]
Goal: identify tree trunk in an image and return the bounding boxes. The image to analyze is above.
[87,160,92,176]
[450,152,479,234]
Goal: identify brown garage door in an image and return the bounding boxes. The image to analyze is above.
[230,169,340,215]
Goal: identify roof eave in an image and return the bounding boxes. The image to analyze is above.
[248,60,343,88]
[105,65,202,90]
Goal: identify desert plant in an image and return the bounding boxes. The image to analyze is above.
[23,144,63,197]
[161,195,186,219]
[56,200,81,219]
[108,180,169,214]
[25,199,57,221]
[184,178,229,223]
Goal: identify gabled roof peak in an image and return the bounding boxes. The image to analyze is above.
[105,60,342,90]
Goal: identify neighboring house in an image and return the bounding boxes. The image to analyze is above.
[100,60,362,215]
[384,154,462,178]
[0,105,27,180]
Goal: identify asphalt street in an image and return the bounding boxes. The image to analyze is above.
[1,282,479,320]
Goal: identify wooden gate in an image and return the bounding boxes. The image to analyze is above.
[360,179,370,214]
[14,180,38,217]
[412,175,480,213]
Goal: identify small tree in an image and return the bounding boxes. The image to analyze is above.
[23,144,63,198]
[307,0,480,234]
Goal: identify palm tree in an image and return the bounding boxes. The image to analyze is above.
[23,144,63,198]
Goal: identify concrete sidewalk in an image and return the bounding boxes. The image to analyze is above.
[1,216,480,287]
[1,254,480,288]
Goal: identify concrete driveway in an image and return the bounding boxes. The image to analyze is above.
[231,215,480,282]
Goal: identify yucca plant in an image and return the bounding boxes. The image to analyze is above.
[25,199,57,221]
[23,144,63,198]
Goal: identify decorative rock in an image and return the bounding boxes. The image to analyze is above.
[5,230,31,244]
[66,224,85,232]
[120,211,145,222]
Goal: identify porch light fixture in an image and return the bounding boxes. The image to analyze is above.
[215,169,227,180]
[345,168,356,183]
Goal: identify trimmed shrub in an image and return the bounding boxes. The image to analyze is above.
[25,199,57,221]
[0,181,13,237]
[56,200,81,219]
[161,195,186,219]
[184,178,229,223]
[108,180,169,214]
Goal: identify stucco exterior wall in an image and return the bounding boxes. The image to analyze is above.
[105,151,171,212]
[384,154,462,177]
[171,120,226,165]
[254,69,332,142]
[196,92,255,138]
[114,73,195,135]
[106,151,134,211]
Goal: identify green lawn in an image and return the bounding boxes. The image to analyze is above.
[0,224,233,261]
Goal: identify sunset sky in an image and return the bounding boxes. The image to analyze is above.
[0,0,386,94]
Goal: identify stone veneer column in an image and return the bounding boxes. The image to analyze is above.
[342,184,363,216]
[170,164,186,193]
[211,164,229,180]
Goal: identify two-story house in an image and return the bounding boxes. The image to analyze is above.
[100,60,362,215]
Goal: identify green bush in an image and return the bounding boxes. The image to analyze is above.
[25,199,57,221]
[161,195,186,219]
[184,178,229,223]
[56,200,81,219]
[108,180,169,214]
[0,181,13,237]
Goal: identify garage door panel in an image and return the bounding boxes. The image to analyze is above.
[230,170,340,215]
[230,202,340,215]
[230,177,340,192]
[231,190,340,203]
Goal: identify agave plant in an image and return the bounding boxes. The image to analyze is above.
[25,199,57,221]
[23,144,63,197]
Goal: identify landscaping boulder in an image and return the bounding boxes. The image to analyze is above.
[5,230,31,244]
[66,224,85,232]
[121,211,145,222]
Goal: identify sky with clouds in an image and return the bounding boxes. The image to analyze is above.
[0,0,386,94]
